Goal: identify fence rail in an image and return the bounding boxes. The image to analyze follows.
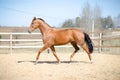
[0,32,73,54]
[90,30,120,53]
[0,30,120,54]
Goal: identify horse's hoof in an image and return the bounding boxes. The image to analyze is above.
[90,60,93,64]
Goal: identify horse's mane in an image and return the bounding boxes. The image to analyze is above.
[37,18,53,28]
[37,18,45,22]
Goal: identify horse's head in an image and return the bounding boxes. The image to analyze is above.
[28,17,40,33]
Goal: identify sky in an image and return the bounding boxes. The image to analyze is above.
[0,0,120,27]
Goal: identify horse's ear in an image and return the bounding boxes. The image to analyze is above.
[33,17,36,20]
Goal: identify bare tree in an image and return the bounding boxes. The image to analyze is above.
[93,5,102,31]
[75,17,81,27]
[80,2,92,32]
[114,14,120,28]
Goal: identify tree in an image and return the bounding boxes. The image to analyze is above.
[114,14,120,28]
[105,16,114,29]
[75,17,81,27]
[101,16,114,29]
[61,19,74,28]
[80,2,92,32]
[93,5,103,31]
[101,18,107,29]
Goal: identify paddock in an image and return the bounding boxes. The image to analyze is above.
[0,30,120,80]
[0,52,120,80]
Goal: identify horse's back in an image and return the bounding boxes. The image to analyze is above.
[53,29,73,45]
[52,28,84,45]
[54,28,84,40]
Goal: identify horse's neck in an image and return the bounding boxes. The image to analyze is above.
[38,23,52,35]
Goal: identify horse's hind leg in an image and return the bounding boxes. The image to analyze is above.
[70,41,79,61]
[50,46,60,63]
[81,43,92,62]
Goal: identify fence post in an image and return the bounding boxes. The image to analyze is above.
[10,33,12,54]
[99,32,102,53]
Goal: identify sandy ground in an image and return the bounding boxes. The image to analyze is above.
[0,52,120,80]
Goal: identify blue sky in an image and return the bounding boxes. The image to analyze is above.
[0,0,120,27]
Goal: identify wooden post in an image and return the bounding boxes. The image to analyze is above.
[99,32,102,53]
[10,33,12,54]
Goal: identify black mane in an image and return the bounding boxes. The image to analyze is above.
[37,18,53,28]
[37,18,45,22]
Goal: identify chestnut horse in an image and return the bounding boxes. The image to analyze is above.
[28,17,93,64]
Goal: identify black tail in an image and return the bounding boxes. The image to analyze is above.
[84,32,93,53]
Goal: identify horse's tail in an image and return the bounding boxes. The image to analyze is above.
[84,32,93,53]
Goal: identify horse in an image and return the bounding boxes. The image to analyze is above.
[28,17,93,64]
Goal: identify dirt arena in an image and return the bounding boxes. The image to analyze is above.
[0,52,120,80]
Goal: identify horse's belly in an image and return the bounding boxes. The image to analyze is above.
[54,41,69,45]
[54,30,74,45]
[54,37,73,45]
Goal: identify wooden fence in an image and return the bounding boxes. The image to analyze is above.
[90,30,120,53]
[0,30,120,54]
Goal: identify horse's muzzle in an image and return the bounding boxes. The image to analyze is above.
[28,29,32,33]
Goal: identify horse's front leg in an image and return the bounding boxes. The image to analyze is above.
[36,44,49,64]
[50,46,60,63]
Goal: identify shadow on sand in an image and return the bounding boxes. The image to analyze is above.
[18,60,90,64]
